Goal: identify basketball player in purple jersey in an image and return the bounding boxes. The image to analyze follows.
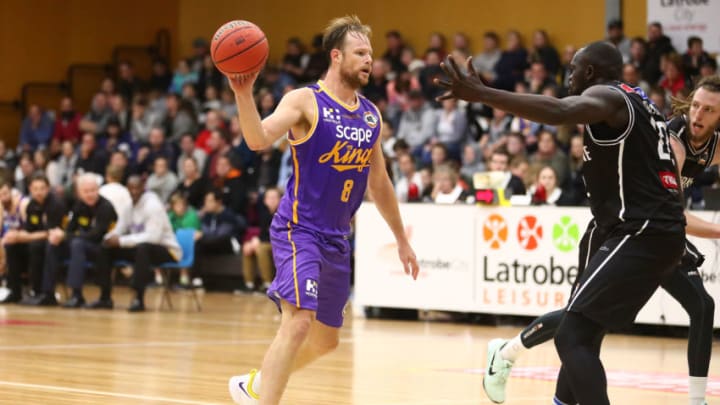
[226,16,419,405]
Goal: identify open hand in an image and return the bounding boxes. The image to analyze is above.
[398,240,420,280]
[226,72,260,95]
[435,55,486,103]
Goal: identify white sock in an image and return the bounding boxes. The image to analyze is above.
[251,370,262,394]
[499,334,527,362]
[689,376,707,405]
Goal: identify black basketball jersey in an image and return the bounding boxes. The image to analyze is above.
[24,194,66,233]
[667,114,720,188]
[582,82,684,229]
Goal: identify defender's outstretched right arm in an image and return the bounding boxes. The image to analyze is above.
[228,73,309,151]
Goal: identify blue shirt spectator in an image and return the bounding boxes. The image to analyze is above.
[19,105,53,151]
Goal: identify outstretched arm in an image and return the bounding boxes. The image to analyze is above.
[436,56,628,128]
[367,139,419,279]
[228,74,311,151]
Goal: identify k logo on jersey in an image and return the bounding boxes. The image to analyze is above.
[305,278,318,298]
[322,107,342,124]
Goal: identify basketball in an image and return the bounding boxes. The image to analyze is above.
[211,20,269,75]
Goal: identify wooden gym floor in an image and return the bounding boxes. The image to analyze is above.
[0,286,717,404]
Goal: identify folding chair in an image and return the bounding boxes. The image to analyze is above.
[157,228,201,311]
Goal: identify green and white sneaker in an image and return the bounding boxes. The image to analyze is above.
[483,338,514,404]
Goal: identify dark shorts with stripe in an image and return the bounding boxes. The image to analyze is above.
[568,219,685,329]
[266,215,352,328]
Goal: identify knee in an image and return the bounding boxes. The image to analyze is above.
[554,324,574,360]
[309,332,340,355]
[282,314,313,344]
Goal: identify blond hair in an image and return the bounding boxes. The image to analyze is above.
[671,75,720,117]
[322,15,371,54]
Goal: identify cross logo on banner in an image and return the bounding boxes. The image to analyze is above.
[517,215,542,250]
[483,214,508,249]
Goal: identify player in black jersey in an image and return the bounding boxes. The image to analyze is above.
[437,42,686,405]
[471,76,720,405]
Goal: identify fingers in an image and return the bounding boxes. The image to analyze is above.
[435,92,456,102]
[442,55,460,81]
[410,257,420,280]
[465,56,478,77]
[447,55,464,79]
[402,258,411,276]
[434,78,452,89]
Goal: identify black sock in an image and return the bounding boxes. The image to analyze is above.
[100,288,111,301]
[135,290,144,304]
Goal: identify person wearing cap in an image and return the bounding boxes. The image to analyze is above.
[606,19,631,63]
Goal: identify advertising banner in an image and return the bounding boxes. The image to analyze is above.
[647,0,720,53]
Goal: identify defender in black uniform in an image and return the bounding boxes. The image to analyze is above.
[0,174,66,305]
[437,42,686,405]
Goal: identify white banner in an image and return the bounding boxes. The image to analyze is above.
[353,203,720,328]
[647,0,720,53]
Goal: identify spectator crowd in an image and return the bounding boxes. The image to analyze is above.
[2,21,719,307]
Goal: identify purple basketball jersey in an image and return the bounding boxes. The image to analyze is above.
[277,80,381,236]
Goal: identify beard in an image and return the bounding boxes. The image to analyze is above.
[340,66,368,90]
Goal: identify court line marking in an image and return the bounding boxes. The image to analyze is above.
[0,338,356,352]
[0,380,224,405]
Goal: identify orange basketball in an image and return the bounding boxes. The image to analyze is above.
[211,20,269,75]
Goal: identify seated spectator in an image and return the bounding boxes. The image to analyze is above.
[460,143,486,182]
[76,133,108,175]
[386,70,421,117]
[98,176,180,311]
[494,30,528,91]
[396,90,435,157]
[99,165,132,225]
[401,47,424,74]
[14,153,35,195]
[418,49,444,105]
[607,19,631,62]
[429,143,449,170]
[488,149,526,196]
[108,94,131,133]
[193,189,245,279]
[117,61,143,102]
[649,87,670,117]
[699,58,717,79]
[434,98,468,161]
[136,128,176,175]
[202,85,223,117]
[431,164,469,204]
[170,59,198,94]
[47,140,77,194]
[33,149,49,178]
[99,118,135,158]
[566,134,588,206]
[505,132,527,161]
[530,29,560,75]
[0,141,17,170]
[162,93,197,143]
[147,157,179,203]
[303,34,329,82]
[682,36,712,80]
[100,77,115,97]
[255,146,282,193]
[510,157,531,188]
[204,128,234,180]
[195,110,224,154]
[394,153,424,203]
[363,59,390,103]
[42,174,118,308]
[622,63,650,94]
[2,174,66,305]
[53,97,82,144]
[108,151,131,184]
[130,97,161,143]
[197,54,223,99]
[418,166,434,202]
[559,45,577,93]
[528,166,572,206]
[473,31,501,82]
[646,22,676,85]
[19,104,53,152]
[175,157,207,209]
[213,155,247,216]
[177,133,207,181]
[660,53,689,97]
[149,59,173,93]
[168,193,200,287]
[529,130,569,186]
[181,82,202,115]
[526,61,556,94]
[280,37,308,83]
[452,32,471,54]
[80,93,111,135]
[384,30,407,74]
[242,188,280,293]
[424,31,446,57]
[481,108,513,152]
[256,90,276,119]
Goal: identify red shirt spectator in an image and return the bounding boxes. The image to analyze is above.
[53,97,82,144]
[195,110,224,153]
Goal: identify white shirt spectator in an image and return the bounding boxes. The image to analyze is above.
[99,182,132,223]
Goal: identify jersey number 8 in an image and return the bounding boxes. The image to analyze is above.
[341,180,354,202]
